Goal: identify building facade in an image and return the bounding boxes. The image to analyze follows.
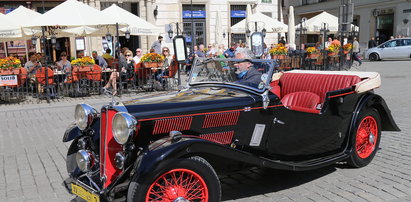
[96,0,282,53]
[286,0,411,51]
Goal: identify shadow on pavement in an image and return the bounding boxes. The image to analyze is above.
[220,165,337,200]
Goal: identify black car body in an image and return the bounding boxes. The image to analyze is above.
[63,58,400,202]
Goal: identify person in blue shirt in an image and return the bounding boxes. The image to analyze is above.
[224,45,236,58]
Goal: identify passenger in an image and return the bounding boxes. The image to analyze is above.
[234,50,262,88]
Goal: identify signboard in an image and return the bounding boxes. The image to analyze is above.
[182,10,206,18]
[231,10,246,18]
[173,35,187,63]
[0,75,18,86]
[75,38,85,51]
[251,32,264,58]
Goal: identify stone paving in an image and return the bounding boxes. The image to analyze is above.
[0,60,411,201]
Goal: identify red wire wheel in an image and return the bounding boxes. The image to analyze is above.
[355,116,378,159]
[145,168,209,202]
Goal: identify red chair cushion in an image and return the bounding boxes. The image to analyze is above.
[281,91,320,110]
[279,73,361,103]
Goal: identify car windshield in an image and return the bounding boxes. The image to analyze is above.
[189,58,277,91]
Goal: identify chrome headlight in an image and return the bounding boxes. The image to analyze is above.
[112,112,137,145]
[74,104,98,130]
[76,150,94,172]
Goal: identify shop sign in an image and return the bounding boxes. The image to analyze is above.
[403,9,411,13]
[182,10,206,18]
[231,10,246,18]
[0,75,18,86]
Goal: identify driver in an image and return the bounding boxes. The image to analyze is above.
[234,50,262,88]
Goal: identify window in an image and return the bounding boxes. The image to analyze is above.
[404,39,411,46]
[262,0,272,3]
[302,0,308,5]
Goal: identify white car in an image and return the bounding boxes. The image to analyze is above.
[365,38,411,61]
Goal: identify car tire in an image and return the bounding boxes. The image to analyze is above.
[127,156,221,202]
[369,53,380,61]
[347,108,381,168]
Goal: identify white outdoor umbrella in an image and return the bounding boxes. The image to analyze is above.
[101,4,160,36]
[287,6,296,50]
[0,6,42,41]
[231,12,288,34]
[22,0,124,37]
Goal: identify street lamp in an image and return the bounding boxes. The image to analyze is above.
[223,31,226,38]
[125,30,131,40]
[106,32,112,42]
[246,21,266,38]
[320,23,330,50]
[51,34,57,45]
[167,22,183,39]
[31,35,37,46]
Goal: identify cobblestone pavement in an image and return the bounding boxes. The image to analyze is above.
[1,60,411,202]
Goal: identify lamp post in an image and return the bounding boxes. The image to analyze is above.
[296,17,307,51]
[167,22,183,86]
[246,21,266,38]
[320,23,330,50]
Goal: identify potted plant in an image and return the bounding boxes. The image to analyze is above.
[269,43,288,59]
[306,47,320,59]
[0,56,21,74]
[71,56,95,72]
[327,43,341,56]
[140,53,165,68]
[342,43,352,54]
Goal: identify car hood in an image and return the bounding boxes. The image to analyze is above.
[122,87,257,119]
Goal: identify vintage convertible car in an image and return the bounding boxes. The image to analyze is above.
[63,58,400,202]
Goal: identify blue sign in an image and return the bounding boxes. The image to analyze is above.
[185,36,192,42]
[182,10,206,18]
[231,10,246,18]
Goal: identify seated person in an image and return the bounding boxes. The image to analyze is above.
[103,50,135,95]
[233,50,262,88]
[155,47,173,84]
[25,52,42,82]
[102,49,114,68]
[92,51,108,69]
[55,51,71,73]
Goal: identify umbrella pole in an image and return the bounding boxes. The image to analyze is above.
[25,41,29,62]
[3,42,8,57]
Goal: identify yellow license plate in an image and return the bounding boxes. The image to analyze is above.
[71,183,100,202]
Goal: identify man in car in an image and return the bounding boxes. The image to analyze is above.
[234,50,262,88]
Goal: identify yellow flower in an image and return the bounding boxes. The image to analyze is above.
[140,53,165,63]
[269,43,288,55]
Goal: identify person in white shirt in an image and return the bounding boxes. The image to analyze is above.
[133,48,143,64]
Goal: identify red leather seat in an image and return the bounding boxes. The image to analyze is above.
[278,72,361,113]
[281,91,320,109]
[279,73,361,102]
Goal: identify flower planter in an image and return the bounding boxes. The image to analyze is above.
[0,69,13,75]
[308,53,320,59]
[343,50,350,54]
[272,55,287,60]
[328,52,338,57]
[144,62,158,68]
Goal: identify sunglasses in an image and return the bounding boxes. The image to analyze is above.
[163,50,169,52]
[61,55,67,57]
[136,51,141,52]
[125,54,132,56]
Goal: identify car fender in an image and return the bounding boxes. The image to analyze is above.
[62,117,101,142]
[63,122,81,142]
[348,93,400,144]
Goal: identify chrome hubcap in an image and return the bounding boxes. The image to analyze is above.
[369,133,375,145]
[174,197,189,202]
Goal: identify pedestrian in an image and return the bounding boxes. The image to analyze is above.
[151,36,163,54]
[352,37,362,66]
[368,37,377,48]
